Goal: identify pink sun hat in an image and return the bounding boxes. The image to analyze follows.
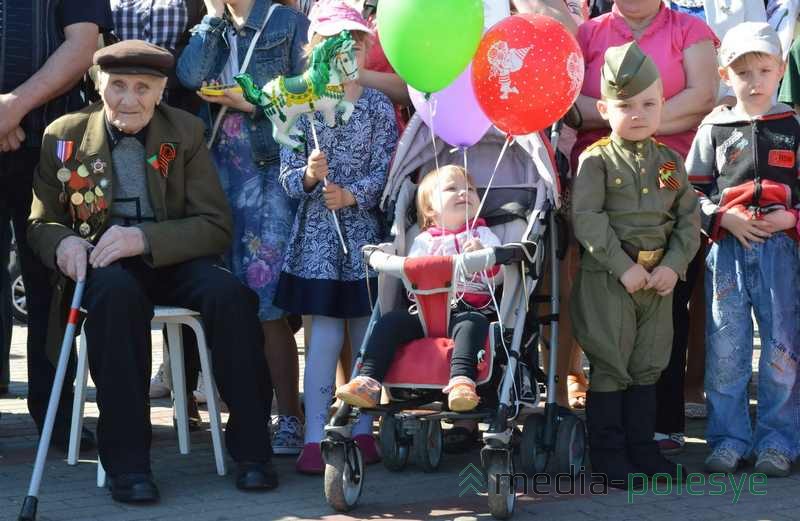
[308,0,374,41]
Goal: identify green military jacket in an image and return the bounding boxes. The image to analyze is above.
[28,102,233,360]
[571,133,701,280]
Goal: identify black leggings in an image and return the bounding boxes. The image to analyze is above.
[359,309,488,382]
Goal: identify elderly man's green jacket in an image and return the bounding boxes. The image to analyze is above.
[28,101,233,360]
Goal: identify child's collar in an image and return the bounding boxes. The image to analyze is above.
[427,218,487,237]
[610,132,655,153]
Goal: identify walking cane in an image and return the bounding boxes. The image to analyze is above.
[19,278,86,521]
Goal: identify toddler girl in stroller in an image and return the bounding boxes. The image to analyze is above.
[335,165,502,412]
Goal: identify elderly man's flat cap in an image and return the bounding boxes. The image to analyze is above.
[94,40,174,77]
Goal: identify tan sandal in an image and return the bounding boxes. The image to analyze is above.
[567,373,588,409]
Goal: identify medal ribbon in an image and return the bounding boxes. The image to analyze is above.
[56,140,74,164]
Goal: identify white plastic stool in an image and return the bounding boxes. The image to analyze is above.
[68,307,227,486]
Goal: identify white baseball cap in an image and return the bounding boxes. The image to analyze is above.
[719,22,782,67]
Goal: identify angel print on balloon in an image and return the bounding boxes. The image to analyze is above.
[487,41,532,100]
[235,30,358,150]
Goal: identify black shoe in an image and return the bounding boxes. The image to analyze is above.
[51,426,96,453]
[586,390,640,489]
[623,385,680,479]
[236,461,279,491]
[108,473,160,503]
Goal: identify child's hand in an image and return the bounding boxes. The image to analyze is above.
[303,149,328,190]
[620,264,650,294]
[323,182,355,210]
[462,238,484,252]
[761,209,797,233]
[720,206,772,249]
[645,266,678,296]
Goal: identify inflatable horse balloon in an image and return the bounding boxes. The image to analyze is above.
[235,30,358,150]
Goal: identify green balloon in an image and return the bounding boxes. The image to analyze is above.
[377,0,484,93]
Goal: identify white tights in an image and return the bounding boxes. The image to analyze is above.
[304,315,372,444]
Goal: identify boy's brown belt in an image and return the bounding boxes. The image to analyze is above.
[621,242,664,271]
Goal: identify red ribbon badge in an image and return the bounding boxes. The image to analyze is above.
[157,143,177,178]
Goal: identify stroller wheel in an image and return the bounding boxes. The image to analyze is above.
[412,419,443,472]
[519,414,549,475]
[486,453,516,520]
[323,441,364,512]
[551,414,586,476]
[379,415,409,471]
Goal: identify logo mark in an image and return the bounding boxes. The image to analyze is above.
[459,463,486,496]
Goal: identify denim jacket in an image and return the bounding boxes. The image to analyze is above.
[176,0,309,165]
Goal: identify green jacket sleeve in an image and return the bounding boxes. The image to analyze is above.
[658,154,701,280]
[571,152,635,279]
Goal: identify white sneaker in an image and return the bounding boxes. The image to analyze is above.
[149,364,171,398]
[755,449,792,477]
[193,373,207,404]
[705,447,740,473]
[272,416,304,455]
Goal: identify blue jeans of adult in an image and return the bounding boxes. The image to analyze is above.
[705,232,800,460]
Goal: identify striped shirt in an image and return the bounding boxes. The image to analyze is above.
[111,0,188,51]
[0,1,35,92]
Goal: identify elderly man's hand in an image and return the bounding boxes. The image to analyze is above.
[56,236,92,281]
[0,127,26,153]
[89,225,147,268]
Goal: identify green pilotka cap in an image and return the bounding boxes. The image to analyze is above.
[600,41,660,100]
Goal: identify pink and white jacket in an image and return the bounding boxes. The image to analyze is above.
[408,218,503,309]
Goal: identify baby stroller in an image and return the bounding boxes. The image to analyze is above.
[320,116,586,520]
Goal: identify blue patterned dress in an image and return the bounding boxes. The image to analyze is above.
[276,88,398,318]
[213,113,298,321]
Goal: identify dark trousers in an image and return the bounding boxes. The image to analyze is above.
[83,256,272,476]
[0,147,72,431]
[359,309,488,382]
[655,248,703,434]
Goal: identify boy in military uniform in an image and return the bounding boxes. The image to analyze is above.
[570,41,700,485]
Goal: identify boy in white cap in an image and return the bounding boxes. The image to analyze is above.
[687,21,800,477]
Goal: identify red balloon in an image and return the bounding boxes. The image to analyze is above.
[472,14,584,135]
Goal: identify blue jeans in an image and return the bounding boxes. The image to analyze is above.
[705,233,800,460]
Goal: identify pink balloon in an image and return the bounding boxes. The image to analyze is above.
[408,63,492,148]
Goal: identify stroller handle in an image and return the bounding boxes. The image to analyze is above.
[362,242,536,278]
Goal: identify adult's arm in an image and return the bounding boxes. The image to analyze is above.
[358,70,410,106]
[0,22,99,139]
[572,93,608,130]
[513,0,578,35]
[658,40,718,136]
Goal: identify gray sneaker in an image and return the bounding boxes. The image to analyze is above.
[272,416,304,455]
[705,447,741,473]
[755,449,792,477]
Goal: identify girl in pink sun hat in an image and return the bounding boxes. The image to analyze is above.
[275,0,398,475]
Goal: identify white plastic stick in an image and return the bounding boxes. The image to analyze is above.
[308,114,348,255]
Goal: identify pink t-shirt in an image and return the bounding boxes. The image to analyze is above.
[571,4,718,167]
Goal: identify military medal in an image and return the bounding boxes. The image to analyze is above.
[77,164,90,178]
[658,161,681,191]
[79,222,91,236]
[55,140,75,201]
[70,192,84,206]
[91,158,106,174]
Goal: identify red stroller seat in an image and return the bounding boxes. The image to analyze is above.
[382,255,495,389]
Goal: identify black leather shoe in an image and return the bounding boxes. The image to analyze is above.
[236,461,279,491]
[108,473,160,503]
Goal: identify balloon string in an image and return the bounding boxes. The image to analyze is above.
[471,134,512,230]
[307,113,348,255]
[426,95,445,234]
[463,146,473,235]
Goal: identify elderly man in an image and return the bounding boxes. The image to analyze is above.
[28,40,277,503]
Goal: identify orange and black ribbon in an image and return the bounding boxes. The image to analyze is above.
[658,161,681,191]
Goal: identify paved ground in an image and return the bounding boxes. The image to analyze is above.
[0,324,789,521]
